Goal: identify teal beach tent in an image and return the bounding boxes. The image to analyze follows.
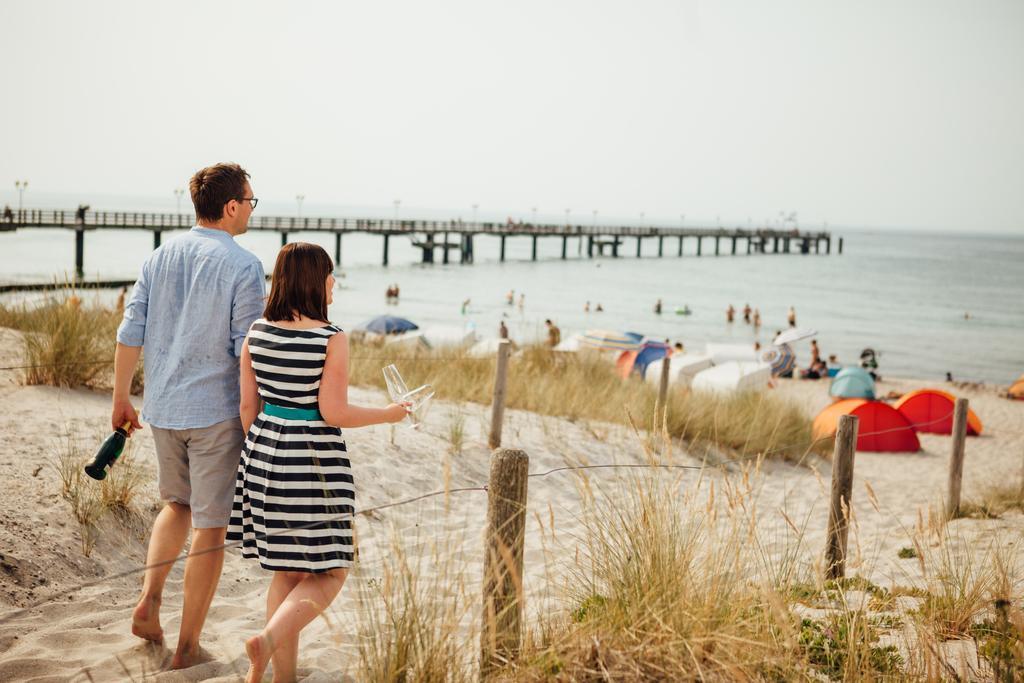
[829,367,876,399]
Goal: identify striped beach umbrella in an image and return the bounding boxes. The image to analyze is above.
[580,329,642,352]
[762,343,796,376]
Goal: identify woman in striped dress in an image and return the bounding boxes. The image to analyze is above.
[227,242,408,683]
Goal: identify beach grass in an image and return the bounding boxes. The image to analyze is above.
[958,480,1024,519]
[348,341,828,463]
[0,293,141,391]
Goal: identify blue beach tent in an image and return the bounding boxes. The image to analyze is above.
[829,367,876,400]
[633,341,671,378]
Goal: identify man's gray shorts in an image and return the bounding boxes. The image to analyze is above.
[150,417,244,529]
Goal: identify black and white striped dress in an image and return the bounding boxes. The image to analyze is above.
[226,319,354,573]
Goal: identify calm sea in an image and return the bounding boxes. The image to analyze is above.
[1,200,1021,384]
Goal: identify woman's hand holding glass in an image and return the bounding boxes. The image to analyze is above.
[385,402,412,424]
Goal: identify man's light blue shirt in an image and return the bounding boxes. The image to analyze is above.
[116,226,266,430]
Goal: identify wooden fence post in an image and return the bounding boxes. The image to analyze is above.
[657,354,671,414]
[488,340,511,449]
[946,397,969,520]
[480,448,529,679]
[825,414,858,580]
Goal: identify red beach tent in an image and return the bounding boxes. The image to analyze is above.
[893,389,982,436]
[813,399,920,453]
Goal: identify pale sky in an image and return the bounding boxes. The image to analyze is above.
[1,0,1022,233]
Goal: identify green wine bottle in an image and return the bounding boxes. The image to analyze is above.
[84,422,132,480]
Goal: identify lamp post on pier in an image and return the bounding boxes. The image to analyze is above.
[15,180,27,222]
[173,188,184,214]
[296,194,305,218]
[472,203,478,225]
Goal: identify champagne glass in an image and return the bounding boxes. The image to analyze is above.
[382,364,409,402]
[382,364,434,429]
[402,384,435,429]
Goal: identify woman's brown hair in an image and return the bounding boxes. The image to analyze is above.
[263,242,334,322]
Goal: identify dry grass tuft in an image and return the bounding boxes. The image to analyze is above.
[958,480,1024,519]
[0,291,144,392]
[355,533,475,682]
[54,433,105,556]
[53,429,150,556]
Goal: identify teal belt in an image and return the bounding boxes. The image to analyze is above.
[264,403,323,421]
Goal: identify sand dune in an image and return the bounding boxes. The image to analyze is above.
[1,332,1021,680]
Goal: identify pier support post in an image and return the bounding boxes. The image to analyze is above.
[715,236,720,256]
[678,236,683,256]
[636,237,642,258]
[281,232,288,247]
[731,236,737,255]
[443,232,450,264]
[382,234,390,267]
[696,236,702,256]
[658,236,664,257]
[784,237,791,253]
[826,237,831,254]
[153,231,162,250]
[746,237,752,255]
[500,235,506,262]
[334,233,342,265]
[838,237,844,255]
[531,235,538,261]
[74,229,85,279]
[587,236,594,258]
[612,237,620,258]
[422,235,435,264]
[561,235,567,260]
[773,236,779,253]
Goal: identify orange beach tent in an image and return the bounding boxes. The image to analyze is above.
[813,399,920,452]
[1010,374,1024,400]
[893,389,982,435]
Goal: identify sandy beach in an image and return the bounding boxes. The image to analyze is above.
[0,326,1022,681]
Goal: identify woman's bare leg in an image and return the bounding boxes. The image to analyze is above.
[266,572,303,683]
[245,568,348,683]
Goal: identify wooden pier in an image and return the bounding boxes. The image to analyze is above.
[1,209,838,280]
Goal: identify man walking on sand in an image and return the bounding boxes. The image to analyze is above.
[112,163,265,669]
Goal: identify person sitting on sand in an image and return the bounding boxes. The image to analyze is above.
[742,303,751,324]
[228,243,409,683]
[800,358,829,380]
[113,163,266,669]
[654,298,663,315]
[545,319,561,347]
[595,302,604,312]
[787,306,797,327]
[499,320,509,340]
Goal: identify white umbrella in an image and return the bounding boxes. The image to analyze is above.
[772,327,818,346]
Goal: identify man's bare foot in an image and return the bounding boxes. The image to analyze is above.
[245,633,273,683]
[170,640,203,670]
[131,595,163,644]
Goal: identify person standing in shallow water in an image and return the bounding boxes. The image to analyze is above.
[113,163,266,669]
[229,243,409,683]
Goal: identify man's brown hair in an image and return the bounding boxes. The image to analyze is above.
[189,163,250,222]
[263,242,334,323]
